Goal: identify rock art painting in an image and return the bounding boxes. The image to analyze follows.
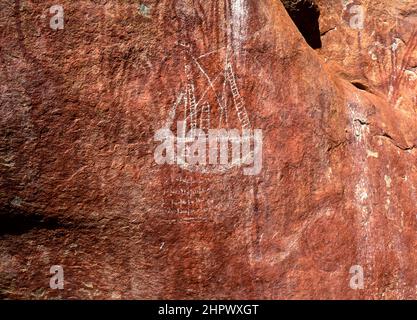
[1,0,417,300]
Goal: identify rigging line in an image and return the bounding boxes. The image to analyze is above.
[191,55,225,114]
[164,91,184,129]
[195,70,224,108]
[196,46,226,60]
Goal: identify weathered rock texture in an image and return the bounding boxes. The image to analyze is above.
[1,0,417,299]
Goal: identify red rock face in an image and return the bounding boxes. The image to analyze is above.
[0,0,416,299]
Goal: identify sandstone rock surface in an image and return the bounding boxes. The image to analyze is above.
[1,0,417,299]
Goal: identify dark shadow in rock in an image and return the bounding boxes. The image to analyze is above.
[0,206,67,236]
[281,0,322,49]
[351,81,372,93]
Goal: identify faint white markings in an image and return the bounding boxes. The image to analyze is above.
[155,43,262,175]
[230,0,248,52]
[225,61,251,129]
